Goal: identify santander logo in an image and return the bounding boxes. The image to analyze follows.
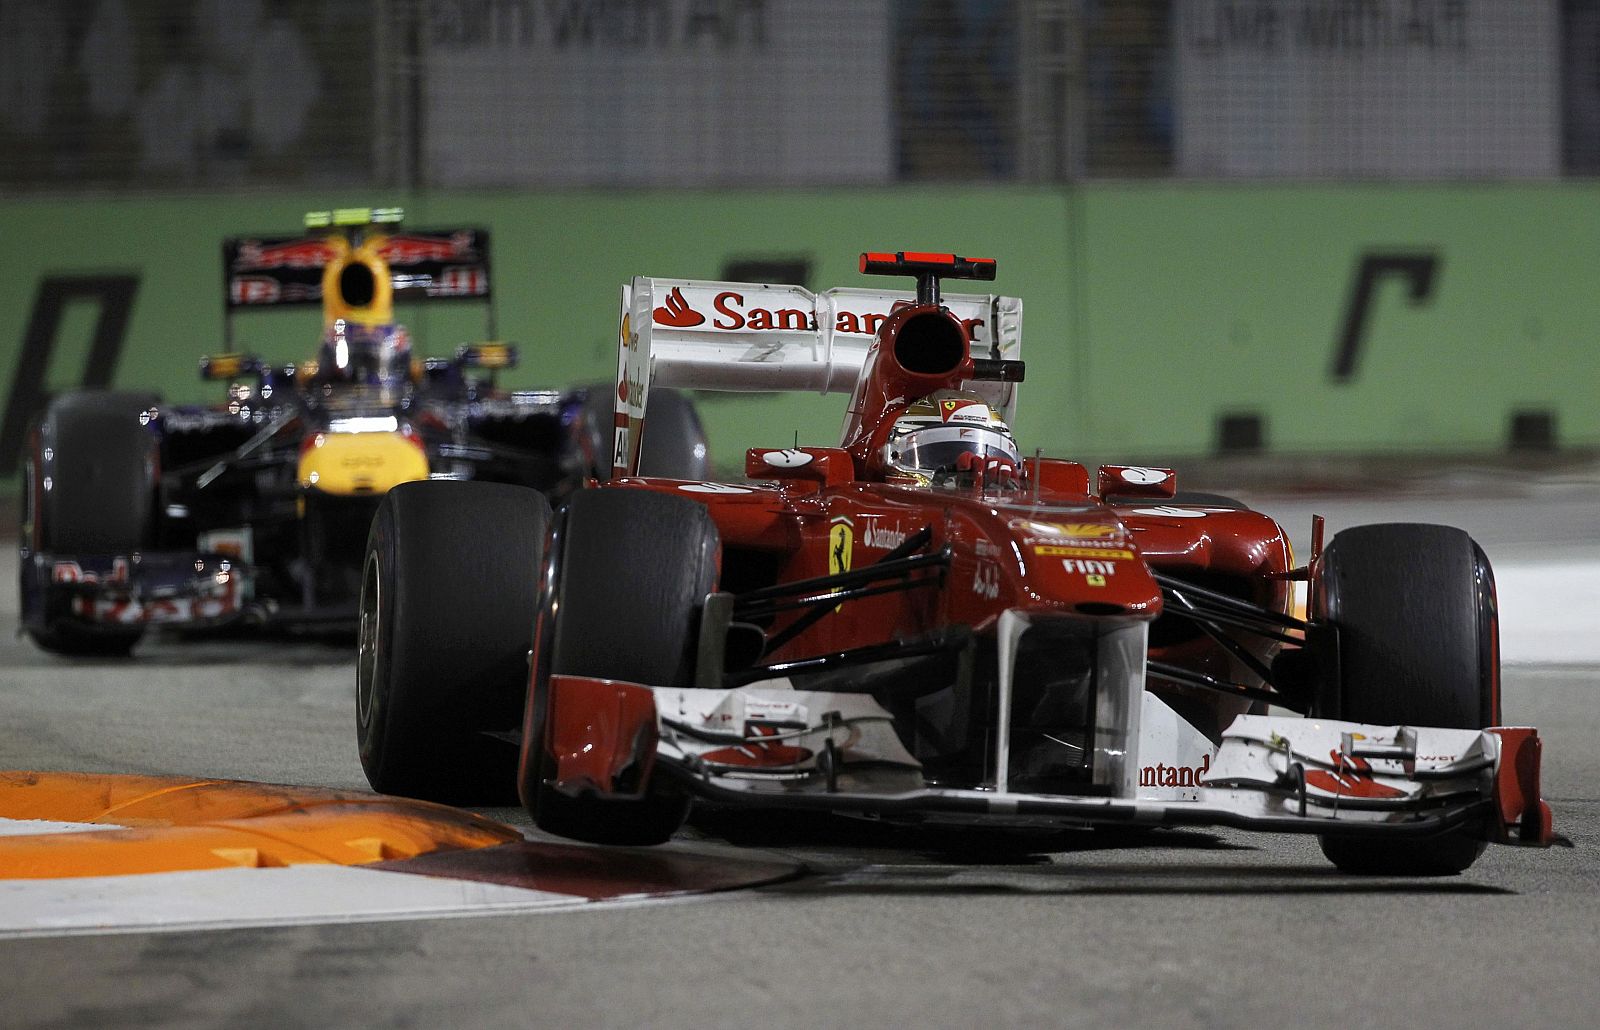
[653,287,706,328]
[648,287,986,338]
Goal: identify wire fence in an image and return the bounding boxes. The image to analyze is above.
[0,0,1589,192]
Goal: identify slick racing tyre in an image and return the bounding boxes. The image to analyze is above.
[357,480,551,804]
[579,384,709,481]
[519,489,719,845]
[1105,490,1248,510]
[1315,523,1500,876]
[1167,491,1247,509]
[637,387,711,480]
[23,390,160,657]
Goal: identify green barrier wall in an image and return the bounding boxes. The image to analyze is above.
[1074,183,1600,455]
[1,184,1596,481]
[0,189,1070,476]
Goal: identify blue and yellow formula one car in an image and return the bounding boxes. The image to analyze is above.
[19,208,707,655]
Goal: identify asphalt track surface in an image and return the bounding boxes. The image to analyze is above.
[2,469,1598,1029]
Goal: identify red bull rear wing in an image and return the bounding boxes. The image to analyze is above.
[223,227,491,309]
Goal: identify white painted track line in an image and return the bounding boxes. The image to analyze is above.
[0,864,589,940]
[0,818,122,837]
[1496,559,1600,665]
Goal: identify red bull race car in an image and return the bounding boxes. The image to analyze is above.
[358,251,1553,875]
[18,208,707,655]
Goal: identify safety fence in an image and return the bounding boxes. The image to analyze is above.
[2,0,1596,192]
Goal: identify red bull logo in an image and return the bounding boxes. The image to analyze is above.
[234,238,338,270]
[378,233,477,265]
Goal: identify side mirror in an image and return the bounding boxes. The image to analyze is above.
[199,353,263,381]
[1023,457,1090,495]
[744,447,856,490]
[1097,464,1177,500]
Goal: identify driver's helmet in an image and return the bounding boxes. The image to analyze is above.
[315,319,411,396]
[879,390,1019,487]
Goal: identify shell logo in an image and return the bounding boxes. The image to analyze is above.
[1055,523,1118,538]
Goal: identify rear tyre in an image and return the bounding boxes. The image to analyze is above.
[520,489,718,845]
[1106,491,1247,510]
[1315,523,1499,876]
[357,480,551,804]
[23,391,160,657]
[637,387,710,480]
[578,384,709,481]
[1168,491,1247,509]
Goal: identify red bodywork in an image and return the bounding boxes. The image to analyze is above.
[665,473,1275,628]
[613,294,1293,724]
[521,253,1553,859]
[542,288,1295,805]
[600,467,1292,732]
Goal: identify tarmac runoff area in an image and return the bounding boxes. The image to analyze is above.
[2,472,1599,1030]
[0,772,800,938]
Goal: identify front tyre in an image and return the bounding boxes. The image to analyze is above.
[357,480,551,804]
[519,489,719,845]
[1315,523,1499,876]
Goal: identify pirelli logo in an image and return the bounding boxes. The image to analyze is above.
[1035,546,1135,560]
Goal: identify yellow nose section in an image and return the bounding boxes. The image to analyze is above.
[298,432,429,496]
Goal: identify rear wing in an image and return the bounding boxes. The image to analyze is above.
[613,277,1022,477]
[222,229,492,309]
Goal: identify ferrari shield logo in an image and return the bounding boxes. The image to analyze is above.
[829,519,853,576]
[828,518,853,614]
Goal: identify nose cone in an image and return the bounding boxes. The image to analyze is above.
[1009,516,1161,616]
[298,431,429,496]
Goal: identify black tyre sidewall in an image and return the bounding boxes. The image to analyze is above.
[578,383,708,481]
[1321,523,1495,728]
[1316,523,1499,875]
[27,391,159,656]
[521,488,718,844]
[358,480,550,803]
[636,388,710,481]
[549,490,717,685]
[1105,491,1247,509]
[37,391,159,554]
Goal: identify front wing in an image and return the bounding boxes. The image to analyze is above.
[20,551,252,632]
[542,676,1553,847]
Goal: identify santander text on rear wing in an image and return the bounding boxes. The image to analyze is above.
[614,277,1023,477]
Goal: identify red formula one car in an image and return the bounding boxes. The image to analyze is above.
[358,252,1553,875]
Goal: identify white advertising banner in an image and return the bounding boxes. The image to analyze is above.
[423,0,893,187]
[1174,0,1560,178]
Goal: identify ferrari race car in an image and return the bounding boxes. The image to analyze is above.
[18,208,707,655]
[358,252,1553,875]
